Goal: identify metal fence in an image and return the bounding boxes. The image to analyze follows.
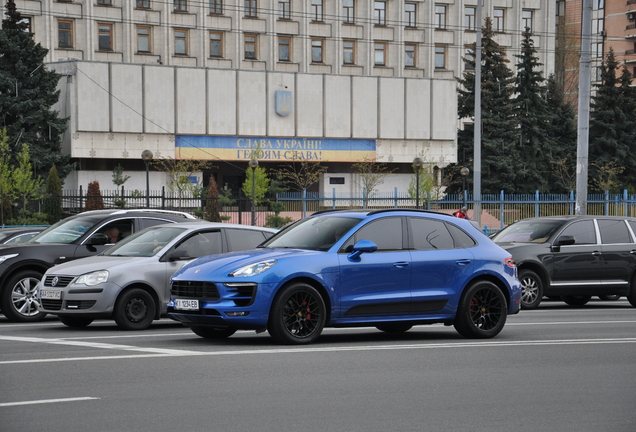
[31,187,636,232]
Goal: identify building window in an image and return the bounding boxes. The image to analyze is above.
[136,0,150,8]
[594,42,603,59]
[245,33,257,59]
[435,5,446,29]
[464,46,474,70]
[210,31,223,57]
[174,0,187,12]
[210,0,222,14]
[278,36,291,61]
[311,38,323,63]
[311,0,323,22]
[98,23,113,51]
[245,0,257,17]
[137,26,151,53]
[375,2,386,26]
[435,45,446,68]
[374,42,386,66]
[592,18,604,35]
[593,0,604,10]
[279,0,290,19]
[343,0,354,23]
[175,29,188,55]
[405,3,416,28]
[18,17,32,33]
[493,8,505,32]
[97,0,112,5]
[522,10,533,32]
[465,7,476,30]
[58,20,73,48]
[405,43,416,67]
[343,39,355,64]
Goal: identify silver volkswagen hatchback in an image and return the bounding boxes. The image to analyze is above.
[37,222,276,329]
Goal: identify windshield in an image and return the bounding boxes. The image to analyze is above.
[29,216,103,244]
[103,226,186,257]
[261,216,361,251]
[493,220,563,243]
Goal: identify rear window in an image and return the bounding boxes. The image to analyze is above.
[598,219,632,244]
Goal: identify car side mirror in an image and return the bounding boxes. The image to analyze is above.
[348,239,378,260]
[555,235,575,246]
[168,249,191,261]
[86,233,109,246]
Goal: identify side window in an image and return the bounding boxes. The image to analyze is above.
[446,223,477,248]
[226,229,267,251]
[177,231,222,258]
[410,218,454,250]
[598,219,632,244]
[343,217,403,251]
[141,218,174,230]
[100,220,134,243]
[559,220,596,245]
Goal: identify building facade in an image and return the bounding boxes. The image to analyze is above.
[13,0,556,195]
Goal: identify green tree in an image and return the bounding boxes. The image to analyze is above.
[112,164,130,208]
[43,165,62,223]
[265,173,292,228]
[352,156,396,207]
[0,129,14,225]
[203,176,222,222]
[242,166,270,206]
[0,0,73,179]
[457,17,518,193]
[276,158,328,217]
[12,142,43,223]
[153,157,210,210]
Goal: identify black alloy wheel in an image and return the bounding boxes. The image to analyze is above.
[268,283,326,345]
[454,280,507,339]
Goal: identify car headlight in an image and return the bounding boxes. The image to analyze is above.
[229,259,277,277]
[74,270,109,286]
[0,253,19,264]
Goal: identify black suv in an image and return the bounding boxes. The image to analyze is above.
[493,215,636,309]
[0,209,198,322]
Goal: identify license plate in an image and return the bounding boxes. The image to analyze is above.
[39,289,61,300]
[174,299,199,310]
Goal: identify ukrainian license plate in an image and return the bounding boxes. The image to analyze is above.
[174,299,199,310]
[39,289,61,300]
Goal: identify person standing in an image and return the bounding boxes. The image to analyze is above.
[453,206,469,220]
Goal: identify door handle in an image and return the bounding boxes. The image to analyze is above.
[630,250,636,255]
[591,251,601,256]
[393,262,409,268]
[456,259,471,265]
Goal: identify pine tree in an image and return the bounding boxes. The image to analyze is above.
[84,181,104,211]
[513,31,552,193]
[0,128,14,224]
[0,0,73,179]
[457,17,518,193]
[203,176,222,222]
[43,165,62,223]
[589,48,636,192]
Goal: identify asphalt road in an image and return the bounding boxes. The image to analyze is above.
[1,298,635,432]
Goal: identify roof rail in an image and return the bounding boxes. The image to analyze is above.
[79,209,196,219]
[367,208,450,217]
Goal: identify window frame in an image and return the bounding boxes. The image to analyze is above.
[136,0,150,8]
[174,29,188,55]
[405,3,416,28]
[435,5,446,29]
[374,41,387,66]
[435,45,446,69]
[465,7,476,31]
[174,0,187,12]
[244,33,258,60]
[311,0,323,22]
[493,8,505,32]
[374,1,386,26]
[278,0,290,19]
[521,9,533,32]
[343,0,355,24]
[405,43,416,67]
[58,19,73,49]
[278,35,291,61]
[209,31,223,57]
[137,25,151,53]
[343,39,355,65]
[244,0,257,17]
[210,0,222,15]
[97,0,112,6]
[311,38,324,63]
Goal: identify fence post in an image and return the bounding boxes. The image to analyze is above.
[569,191,574,215]
[161,186,165,210]
[302,189,306,218]
[624,189,628,217]
[363,188,367,209]
[500,190,505,229]
[332,188,336,209]
[604,190,609,216]
[535,191,540,218]
[79,185,83,213]
[394,187,398,208]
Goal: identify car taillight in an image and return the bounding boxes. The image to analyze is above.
[504,257,516,267]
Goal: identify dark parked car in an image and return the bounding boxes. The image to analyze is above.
[0,227,46,244]
[493,216,636,309]
[168,209,521,344]
[0,209,198,322]
[37,222,276,330]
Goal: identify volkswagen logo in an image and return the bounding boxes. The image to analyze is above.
[51,277,59,287]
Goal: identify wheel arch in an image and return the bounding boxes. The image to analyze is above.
[464,274,511,308]
[275,277,332,324]
[116,283,161,320]
[1,262,50,292]
[517,262,548,289]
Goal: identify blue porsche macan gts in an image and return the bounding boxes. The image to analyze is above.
[167,209,521,344]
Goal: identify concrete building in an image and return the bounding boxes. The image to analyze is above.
[13,0,556,195]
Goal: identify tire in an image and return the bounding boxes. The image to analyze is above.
[376,323,413,333]
[190,325,237,339]
[59,316,94,328]
[454,280,507,339]
[561,295,592,306]
[598,295,620,301]
[0,270,47,322]
[518,269,543,310]
[629,284,636,307]
[268,283,326,345]
[113,288,156,330]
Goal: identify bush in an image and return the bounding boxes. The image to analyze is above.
[84,181,105,211]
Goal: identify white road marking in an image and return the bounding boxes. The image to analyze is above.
[1,335,636,365]
[0,397,99,407]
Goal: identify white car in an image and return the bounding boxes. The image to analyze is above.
[37,222,276,330]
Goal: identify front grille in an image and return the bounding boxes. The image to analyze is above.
[225,284,257,307]
[171,281,220,300]
[43,276,75,288]
[41,299,62,311]
[65,300,96,310]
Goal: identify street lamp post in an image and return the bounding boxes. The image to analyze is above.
[248,159,259,225]
[460,167,470,208]
[141,150,153,208]
[413,157,423,209]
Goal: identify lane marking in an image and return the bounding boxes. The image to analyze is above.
[1,335,636,365]
[0,397,99,407]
